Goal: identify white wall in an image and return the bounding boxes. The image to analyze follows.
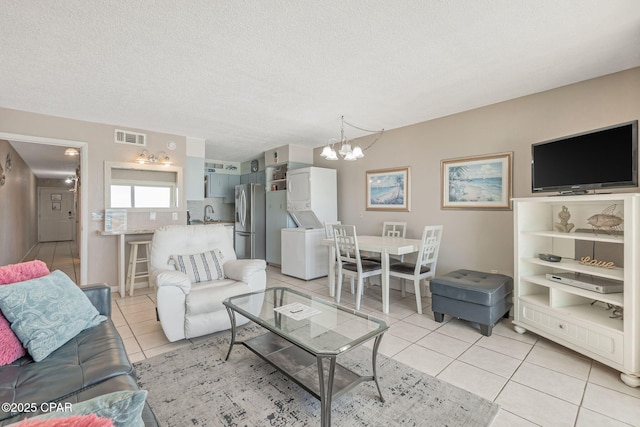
[314,68,640,278]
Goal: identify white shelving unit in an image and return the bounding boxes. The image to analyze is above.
[513,193,640,387]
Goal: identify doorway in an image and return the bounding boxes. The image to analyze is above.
[0,132,88,285]
[38,187,75,242]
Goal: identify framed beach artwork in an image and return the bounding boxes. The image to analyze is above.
[366,167,410,211]
[441,152,512,210]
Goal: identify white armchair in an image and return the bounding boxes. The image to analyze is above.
[150,224,266,342]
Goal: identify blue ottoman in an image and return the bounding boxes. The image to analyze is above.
[430,269,513,336]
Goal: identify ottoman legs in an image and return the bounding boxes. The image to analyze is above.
[480,324,493,337]
[432,308,511,337]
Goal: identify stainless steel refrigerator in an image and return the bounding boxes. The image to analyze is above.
[234,183,266,260]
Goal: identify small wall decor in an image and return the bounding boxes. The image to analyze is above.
[554,205,574,233]
[366,167,410,211]
[52,201,61,211]
[0,160,4,186]
[441,152,512,209]
[587,204,623,234]
[5,153,11,171]
[51,193,62,201]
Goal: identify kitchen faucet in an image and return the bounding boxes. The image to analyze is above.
[204,205,215,222]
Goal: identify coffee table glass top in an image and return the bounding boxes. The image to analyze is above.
[224,287,388,356]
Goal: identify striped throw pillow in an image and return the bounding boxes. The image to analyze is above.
[171,249,225,283]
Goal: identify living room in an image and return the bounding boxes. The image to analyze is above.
[1,2,640,426]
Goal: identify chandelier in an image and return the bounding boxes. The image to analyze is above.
[320,116,384,161]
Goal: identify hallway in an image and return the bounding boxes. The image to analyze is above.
[23,241,80,284]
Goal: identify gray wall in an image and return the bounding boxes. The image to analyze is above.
[1,67,639,284]
[314,68,640,278]
[0,140,38,266]
[0,111,187,285]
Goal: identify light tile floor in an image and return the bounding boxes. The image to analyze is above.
[24,241,80,283]
[30,242,637,424]
[110,266,639,426]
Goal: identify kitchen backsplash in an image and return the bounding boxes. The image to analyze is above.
[187,197,234,222]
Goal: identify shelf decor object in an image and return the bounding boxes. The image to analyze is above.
[513,193,640,388]
[554,205,574,232]
[365,167,410,212]
[441,152,512,210]
[587,204,624,234]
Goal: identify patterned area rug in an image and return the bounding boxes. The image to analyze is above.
[135,325,499,426]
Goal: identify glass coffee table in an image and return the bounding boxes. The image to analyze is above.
[223,287,388,427]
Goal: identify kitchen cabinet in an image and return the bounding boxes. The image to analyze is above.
[264,144,312,192]
[265,190,295,265]
[264,144,313,167]
[513,193,640,387]
[206,173,239,203]
[225,175,240,203]
[240,171,266,186]
[206,173,227,197]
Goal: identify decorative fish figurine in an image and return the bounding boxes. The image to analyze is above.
[587,204,623,233]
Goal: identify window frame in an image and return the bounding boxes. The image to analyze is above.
[104,161,183,212]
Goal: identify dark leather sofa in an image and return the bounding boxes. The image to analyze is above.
[0,285,158,426]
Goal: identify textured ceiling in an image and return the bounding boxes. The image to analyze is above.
[1,1,640,164]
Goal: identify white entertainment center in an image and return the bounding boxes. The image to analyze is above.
[513,193,639,387]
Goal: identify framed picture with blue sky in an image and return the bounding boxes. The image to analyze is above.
[441,152,512,210]
[366,167,410,211]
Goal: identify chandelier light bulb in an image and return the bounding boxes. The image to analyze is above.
[320,145,334,158]
[338,143,352,157]
[325,148,338,160]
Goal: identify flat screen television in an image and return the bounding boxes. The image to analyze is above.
[531,120,638,193]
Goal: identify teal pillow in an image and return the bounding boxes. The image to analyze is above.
[9,390,147,427]
[0,270,106,362]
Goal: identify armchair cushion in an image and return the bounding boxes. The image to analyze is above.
[170,249,225,283]
[151,270,191,294]
[224,259,267,282]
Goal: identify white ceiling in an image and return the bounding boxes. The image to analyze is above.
[1,1,640,166]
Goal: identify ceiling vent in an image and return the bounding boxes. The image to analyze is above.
[114,129,146,146]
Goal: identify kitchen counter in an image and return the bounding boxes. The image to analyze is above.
[100,228,158,298]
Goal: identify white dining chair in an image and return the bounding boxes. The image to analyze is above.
[383,221,407,263]
[388,225,443,314]
[333,225,382,310]
[324,221,342,295]
[324,221,341,239]
[362,221,408,264]
[382,221,407,238]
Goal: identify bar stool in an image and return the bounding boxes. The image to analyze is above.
[126,240,152,297]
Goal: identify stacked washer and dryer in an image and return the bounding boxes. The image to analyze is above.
[281,167,337,280]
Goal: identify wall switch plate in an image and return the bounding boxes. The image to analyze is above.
[150,212,156,220]
[172,212,178,220]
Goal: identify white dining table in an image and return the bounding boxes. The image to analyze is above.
[322,235,422,314]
